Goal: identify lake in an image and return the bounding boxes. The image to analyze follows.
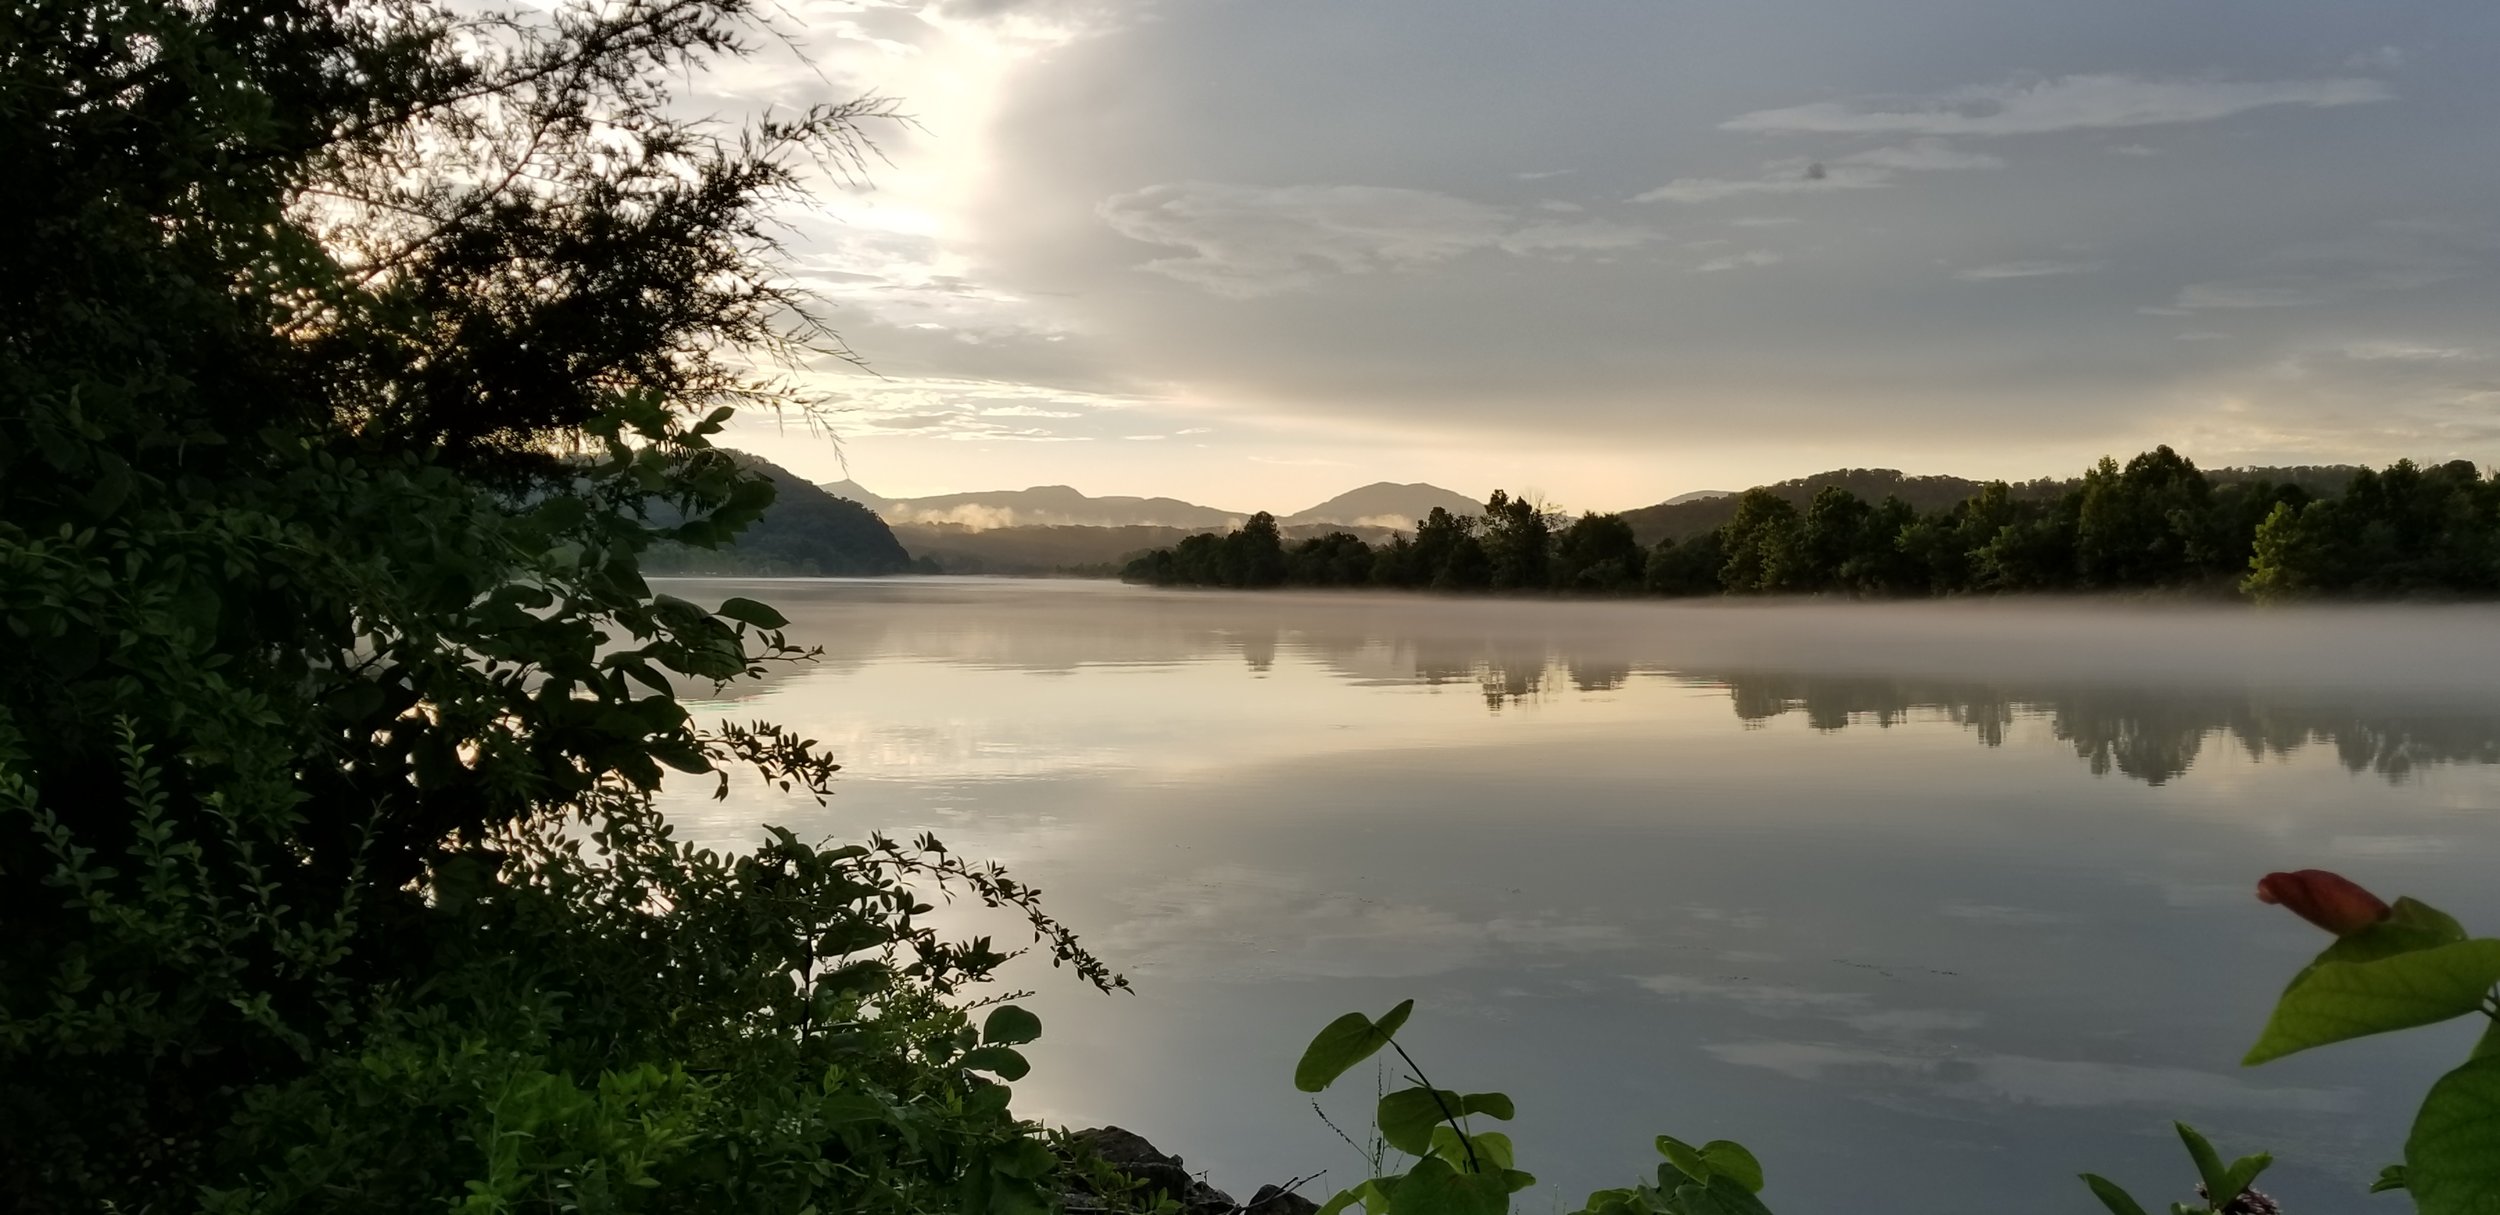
[657,577,2500,1214]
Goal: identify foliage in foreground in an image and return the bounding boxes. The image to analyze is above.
[1123,450,2500,599]
[0,0,1119,1208]
[1288,868,2500,1215]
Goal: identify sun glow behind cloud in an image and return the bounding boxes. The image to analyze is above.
[685,2,2500,510]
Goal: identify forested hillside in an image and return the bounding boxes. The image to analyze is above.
[1622,464,2370,543]
[1127,450,2497,599]
[645,453,911,575]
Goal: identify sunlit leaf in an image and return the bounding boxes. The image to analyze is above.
[2244,940,2500,1064]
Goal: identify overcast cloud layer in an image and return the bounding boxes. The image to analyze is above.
[707,0,2500,512]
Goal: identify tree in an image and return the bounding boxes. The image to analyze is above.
[2074,447,2213,587]
[1718,489,1800,593]
[1222,512,1289,587]
[1554,513,1648,590]
[1481,490,1553,590]
[2,0,1110,1207]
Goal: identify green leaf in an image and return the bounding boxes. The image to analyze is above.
[1427,1127,1514,1172]
[1386,1158,1508,1215]
[1459,1092,1515,1120]
[1672,1175,1775,1215]
[1378,1087,1458,1156]
[1294,1000,1413,1093]
[990,1137,1057,1180]
[2244,940,2500,1064]
[2174,1124,2231,1206]
[2220,1153,2272,1200]
[2079,1174,2152,1215]
[983,1004,1042,1046]
[1316,1190,1362,1215]
[1658,1135,1711,1184]
[958,1046,1030,1081]
[716,596,789,629]
[2407,1056,2500,1215]
[1700,1141,1764,1194]
[2371,1164,2409,1194]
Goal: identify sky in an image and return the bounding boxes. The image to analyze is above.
[699,0,2500,513]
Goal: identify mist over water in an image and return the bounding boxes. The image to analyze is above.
[660,578,2500,1214]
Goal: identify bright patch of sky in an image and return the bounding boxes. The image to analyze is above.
[706,0,2500,510]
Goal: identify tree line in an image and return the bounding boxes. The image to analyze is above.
[1121,448,2500,599]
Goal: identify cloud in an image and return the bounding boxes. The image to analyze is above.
[2337,341,2484,362]
[2105,143,2162,156]
[1497,220,1659,253]
[1098,182,1508,296]
[1954,260,2102,281]
[1696,250,1784,272]
[1098,182,1657,295]
[1639,141,1996,205]
[1839,139,2006,171]
[1724,74,2391,137]
[2172,282,2323,309]
[2347,46,2405,72]
[1730,216,1801,228]
[1637,162,1892,203]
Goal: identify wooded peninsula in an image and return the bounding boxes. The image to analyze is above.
[1123,448,2499,599]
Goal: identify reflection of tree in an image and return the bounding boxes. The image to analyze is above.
[1709,672,2500,786]
[1568,656,1631,693]
[671,581,2500,788]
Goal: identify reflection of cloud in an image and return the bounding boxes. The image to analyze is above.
[1099,865,1631,981]
[1724,75,2390,136]
[1938,903,2079,926]
[1705,1042,2356,1112]
[1635,974,1867,1013]
[1642,142,1995,205]
[2328,834,2450,858]
[1840,1009,1987,1035]
[1955,260,2101,281]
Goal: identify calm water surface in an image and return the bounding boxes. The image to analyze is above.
[657,578,2500,1214]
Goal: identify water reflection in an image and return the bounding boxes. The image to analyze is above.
[680,579,2500,786]
[654,579,2500,1213]
[1712,673,2500,785]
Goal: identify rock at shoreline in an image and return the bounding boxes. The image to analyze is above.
[1065,1126,1318,1215]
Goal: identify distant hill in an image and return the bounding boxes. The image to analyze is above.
[1620,464,2372,545]
[1283,481,1482,529]
[1662,489,1735,506]
[645,454,912,575]
[817,480,1242,530]
[895,521,1403,576]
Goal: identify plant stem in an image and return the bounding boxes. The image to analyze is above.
[1386,1040,1481,1174]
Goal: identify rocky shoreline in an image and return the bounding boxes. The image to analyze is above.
[1066,1127,1321,1215]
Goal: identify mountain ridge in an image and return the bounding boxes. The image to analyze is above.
[820,478,1483,532]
